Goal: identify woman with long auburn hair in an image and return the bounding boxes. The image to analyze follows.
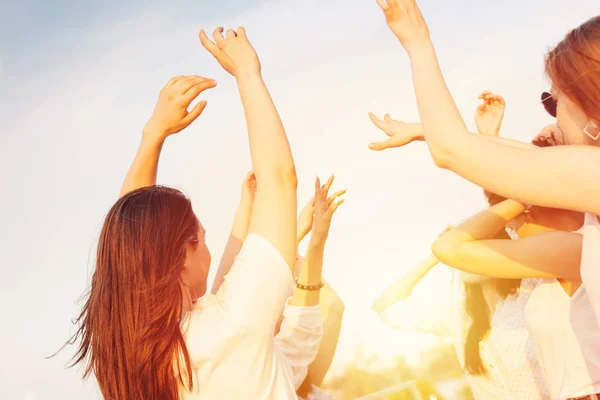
[68,26,330,400]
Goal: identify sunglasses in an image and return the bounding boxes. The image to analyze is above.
[541,91,557,118]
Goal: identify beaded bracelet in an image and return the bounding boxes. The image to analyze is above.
[295,277,324,291]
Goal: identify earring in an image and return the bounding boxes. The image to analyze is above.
[584,121,600,141]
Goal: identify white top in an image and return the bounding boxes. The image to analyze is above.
[381,269,549,400]
[526,214,600,400]
[580,213,600,325]
[180,234,323,400]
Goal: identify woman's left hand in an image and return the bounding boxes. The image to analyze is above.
[375,0,431,53]
[297,175,335,242]
[312,176,346,242]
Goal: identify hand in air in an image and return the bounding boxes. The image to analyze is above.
[532,124,564,147]
[199,27,261,77]
[297,175,343,242]
[312,176,346,242]
[240,170,257,208]
[474,91,506,136]
[368,112,423,151]
[144,75,217,140]
[375,0,430,51]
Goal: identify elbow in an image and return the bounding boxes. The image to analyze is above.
[428,144,454,170]
[431,238,458,267]
[255,165,298,190]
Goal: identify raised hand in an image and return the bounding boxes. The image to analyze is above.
[143,75,217,140]
[474,91,506,136]
[532,124,564,147]
[375,0,431,52]
[297,175,338,243]
[368,112,424,151]
[199,27,261,77]
[312,176,346,242]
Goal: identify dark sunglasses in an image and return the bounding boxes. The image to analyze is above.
[541,91,557,118]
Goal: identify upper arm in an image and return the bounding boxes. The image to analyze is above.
[445,136,600,216]
[432,231,583,280]
[248,182,298,270]
[216,234,294,334]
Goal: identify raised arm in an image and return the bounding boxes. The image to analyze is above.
[119,76,216,197]
[297,280,345,398]
[290,176,345,307]
[211,171,255,293]
[201,27,297,269]
[372,254,438,315]
[432,199,582,280]
[375,0,600,216]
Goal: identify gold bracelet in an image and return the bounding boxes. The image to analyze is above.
[295,277,324,291]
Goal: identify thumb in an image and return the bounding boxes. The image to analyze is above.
[182,101,208,127]
[384,113,392,122]
[369,141,390,151]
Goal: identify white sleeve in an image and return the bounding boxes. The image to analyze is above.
[379,296,452,337]
[580,213,600,324]
[215,234,294,334]
[274,300,323,389]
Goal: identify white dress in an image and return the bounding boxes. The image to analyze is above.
[526,214,600,399]
[381,268,549,400]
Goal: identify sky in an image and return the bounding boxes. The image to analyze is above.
[0,0,598,398]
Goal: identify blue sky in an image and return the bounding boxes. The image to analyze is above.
[1,0,598,399]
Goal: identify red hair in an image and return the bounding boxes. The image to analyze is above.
[545,15,600,124]
[69,186,199,399]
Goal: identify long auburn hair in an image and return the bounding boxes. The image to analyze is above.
[69,186,199,400]
[545,15,600,125]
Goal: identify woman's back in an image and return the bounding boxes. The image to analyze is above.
[181,234,299,399]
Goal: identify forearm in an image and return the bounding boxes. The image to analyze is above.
[372,254,438,314]
[236,72,296,183]
[297,225,311,245]
[211,205,252,293]
[290,237,326,307]
[446,200,526,243]
[408,44,470,166]
[119,133,165,198]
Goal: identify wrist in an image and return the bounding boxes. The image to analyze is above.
[309,231,328,247]
[142,124,168,143]
[403,36,435,58]
[235,69,262,83]
[406,39,436,61]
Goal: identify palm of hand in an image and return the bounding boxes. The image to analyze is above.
[369,112,421,151]
[475,92,505,136]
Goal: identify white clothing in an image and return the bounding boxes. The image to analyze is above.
[581,213,600,325]
[381,269,549,400]
[526,215,600,400]
[181,234,323,400]
[299,385,334,400]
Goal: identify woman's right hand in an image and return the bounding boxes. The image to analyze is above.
[368,112,424,151]
[474,91,506,136]
[375,0,431,53]
[199,27,261,78]
[143,75,217,141]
